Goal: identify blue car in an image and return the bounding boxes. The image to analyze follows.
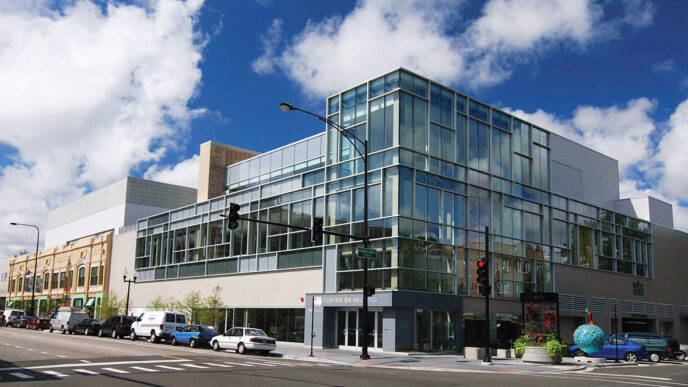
[170,325,218,348]
[569,336,647,362]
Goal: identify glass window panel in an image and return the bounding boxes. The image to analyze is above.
[468,119,489,171]
[456,114,466,164]
[468,100,489,122]
[328,96,339,115]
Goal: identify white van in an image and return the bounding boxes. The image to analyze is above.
[3,310,25,327]
[50,308,89,334]
[130,311,187,343]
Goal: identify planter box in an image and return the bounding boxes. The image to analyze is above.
[464,347,485,360]
[497,349,511,358]
[521,346,562,364]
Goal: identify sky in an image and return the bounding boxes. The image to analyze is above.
[1,0,687,257]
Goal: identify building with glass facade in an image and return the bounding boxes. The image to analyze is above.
[125,68,688,351]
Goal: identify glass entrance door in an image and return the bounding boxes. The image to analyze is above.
[337,309,382,349]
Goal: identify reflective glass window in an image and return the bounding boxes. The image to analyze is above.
[468,100,489,122]
[468,119,489,171]
[369,93,399,152]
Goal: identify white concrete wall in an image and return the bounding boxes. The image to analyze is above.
[110,229,322,310]
[550,133,620,209]
[45,203,126,247]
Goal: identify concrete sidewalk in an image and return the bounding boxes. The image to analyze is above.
[272,342,606,373]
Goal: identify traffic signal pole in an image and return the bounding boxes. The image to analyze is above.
[483,226,492,364]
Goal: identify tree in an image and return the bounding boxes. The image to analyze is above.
[101,291,124,319]
[148,296,166,310]
[175,291,203,324]
[202,285,224,328]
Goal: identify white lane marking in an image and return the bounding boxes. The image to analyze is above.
[244,361,276,367]
[25,348,34,351]
[203,362,233,368]
[74,369,99,375]
[43,370,68,377]
[101,367,130,374]
[4,343,11,346]
[224,361,254,367]
[130,366,159,373]
[56,355,67,358]
[588,373,673,381]
[262,361,296,367]
[9,372,34,379]
[40,352,49,355]
[181,364,209,369]
[315,363,331,367]
[14,346,21,349]
[0,359,188,372]
[156,365,185,371]
[79,360,91,363]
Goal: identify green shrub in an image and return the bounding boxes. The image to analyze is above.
[514,335,534,358]
[545,337,568,360]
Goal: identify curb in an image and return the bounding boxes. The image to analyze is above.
[279,354,353,366]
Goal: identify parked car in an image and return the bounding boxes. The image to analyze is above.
[663,335,686,361]
[616,333,671,362]
[49,308,89,334]
[569,336,647,362]
[130,311,187,343]
[3,310,26,327]
[98,315,136,339]
[170,325,217,348]
[72,318,103,335]
[17,316,36,328]
[210,327,277,354]
[27,317,51,330]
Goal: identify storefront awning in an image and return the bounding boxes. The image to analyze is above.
[84,297,96,308]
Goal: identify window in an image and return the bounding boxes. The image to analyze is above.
[430,84,453,127]
[369,93,398,152]
[165,313,176,323]
[77,267,85,287]
[400,70,427,97]
[90,267,99,286]
[176,314,187,324]
[369,71,399,98]
[456,114,466,164]
[328,95,339,114]
[468,100,489,122]
[98,264,104,285]
[341,85,367,127]
[513,154,531,185]
[532,144,549,189]
[400,93,428,153]
[59,272,65,288]
[492,110,510,131]
[491,128,511,178]
[468,119,489,171]
[513,119,530,156]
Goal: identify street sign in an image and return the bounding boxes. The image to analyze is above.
[357,248,377,258]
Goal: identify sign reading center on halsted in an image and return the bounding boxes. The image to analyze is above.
[357,248,377,258]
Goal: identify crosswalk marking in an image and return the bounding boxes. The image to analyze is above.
[262,361,296,367]
[9,372,34,379]
[224,361,254,367]
[74,369,99,375]
[130,366,159,373]
[156,365,185,371]
[203,363,233,368]
[101,367,130,374]
[244,361,276,367]
[315,363,331,367]
[181,364,209,369]
[43,370,68,377]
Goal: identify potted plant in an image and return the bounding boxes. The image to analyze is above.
[516,314,567,364]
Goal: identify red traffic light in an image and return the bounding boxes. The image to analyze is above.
[477,260,485,268]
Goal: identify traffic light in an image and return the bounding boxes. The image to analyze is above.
[364,285,375,297]
[477,258,489,295]
[311,217,323,244]
[227,203,241,230]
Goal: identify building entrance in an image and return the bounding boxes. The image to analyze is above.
[336,309,382,349]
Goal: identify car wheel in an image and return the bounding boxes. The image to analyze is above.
[190,338,197,348]
[649,352,661,363]
[237,343,246,354]
[171,336,178,346]
[97,329,103,337]
[573,349,586,357]
[84,328,90,336]
[112,330,118,339]
[212,341,220,351]
[624,352,638,362]
[32,325,37,330]
[61,326,66,334]
[130,329,137,341]
[150,331,158,343]
[49,326,54,333]
[676,351,686,361]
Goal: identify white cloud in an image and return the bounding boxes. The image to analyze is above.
[652,59,675,73]
[505,98,657,175]
[144,154,199,188]
[0,0,205,257]
[251,18,283,74]
[656,99,688,199]
[256,0,655,97]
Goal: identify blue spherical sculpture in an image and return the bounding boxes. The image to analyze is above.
[573,309,605,354]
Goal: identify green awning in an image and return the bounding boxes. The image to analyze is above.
[84,297,96,308]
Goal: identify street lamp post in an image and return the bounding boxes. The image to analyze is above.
[123,269,137,316]
[10,222,40,317]
[279,102,372,360]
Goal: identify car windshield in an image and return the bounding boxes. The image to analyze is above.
[246,329,266,337]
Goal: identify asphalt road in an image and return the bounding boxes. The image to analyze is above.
[1,327,687,386]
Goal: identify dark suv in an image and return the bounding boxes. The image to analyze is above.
[616,333,671,362]
[98,315,136,339]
